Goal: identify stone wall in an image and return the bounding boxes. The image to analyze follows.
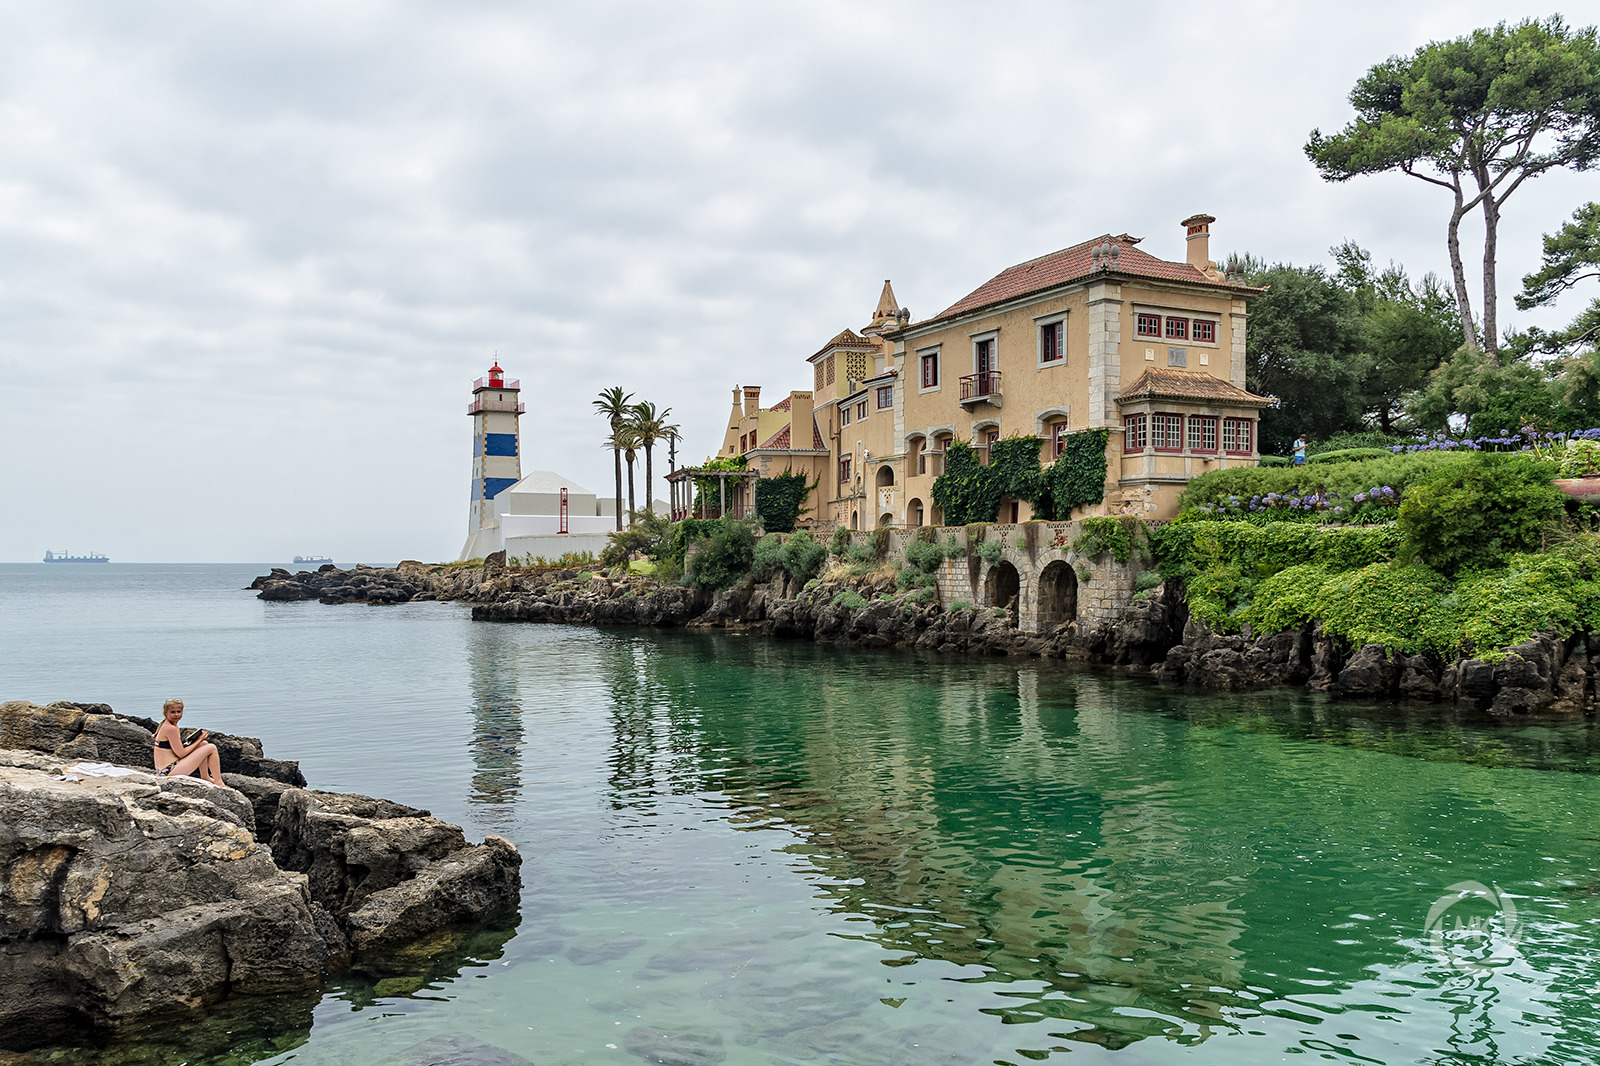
[833,521,1147,634]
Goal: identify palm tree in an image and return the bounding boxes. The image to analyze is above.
[592,387,633,530]
[630,401,677,518]
[619,426,641,522]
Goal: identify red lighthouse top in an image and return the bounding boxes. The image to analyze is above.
[487,362,504,387]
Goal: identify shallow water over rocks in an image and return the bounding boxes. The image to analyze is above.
[3,563,1600,1065]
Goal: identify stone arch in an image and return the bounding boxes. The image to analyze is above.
[877,512,894,528]
[907,498,925,527]
[876,464,895,488]
[970,418,1000,444]
[1037,559,1078,632]
[984,560,1020,625]
[850,510,859,530]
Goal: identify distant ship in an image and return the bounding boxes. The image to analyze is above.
[44,550,109,564]
[293,555,334,566]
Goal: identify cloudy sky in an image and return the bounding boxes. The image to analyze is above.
[2,1,1592,563]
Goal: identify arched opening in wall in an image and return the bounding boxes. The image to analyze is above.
[984,560,1020,625]
[850,510,859,530]
[1037,560,1078,633]
[908,498,924,527]
[876,465,895,488]
[908,437,925,476]
[877,512,894,528]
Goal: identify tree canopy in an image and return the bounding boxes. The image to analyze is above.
[1306,17,1600,362]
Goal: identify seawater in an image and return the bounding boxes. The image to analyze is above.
[3,563,1600,1065]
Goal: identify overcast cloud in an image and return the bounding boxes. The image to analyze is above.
[1,1,1593,562]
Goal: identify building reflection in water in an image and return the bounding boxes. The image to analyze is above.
[466,625,525,822]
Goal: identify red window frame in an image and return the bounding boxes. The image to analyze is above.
[1164,316,1189,341]
[1192,319,1216,344]
[1188,415,1218,453]
[838,455,852,488]
[1136,312,1162,337]
[920,351,939,388]
[1152,413,1183,451]
[1051,421,1069,458]
[1124,414,1147,450]
[1223,418,1253,455]
[1041,321,1064,363]
[876,385,893,409]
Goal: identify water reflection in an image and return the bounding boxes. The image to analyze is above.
[466,625,524,818]
[594,633,1600,1054]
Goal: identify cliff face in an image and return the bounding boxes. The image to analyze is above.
[0,701,522,1050]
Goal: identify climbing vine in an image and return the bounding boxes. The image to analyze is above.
[753,469,815,533]
[1037,429,1111,519]
[931,436,1043,525]
[1072,515,1146,564]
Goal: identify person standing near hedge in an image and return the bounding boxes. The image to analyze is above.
[1293,435,1308,466]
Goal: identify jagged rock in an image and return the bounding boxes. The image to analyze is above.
[1333,644,1397,698]
[1398,655,1442,700]
[0,757,325,1046]
[344,835,522,955]
[1306,626,1343,693]
[1552,642,1589,711]
[1456,659,1498,704]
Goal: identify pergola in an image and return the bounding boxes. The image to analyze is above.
[666,466,760,521]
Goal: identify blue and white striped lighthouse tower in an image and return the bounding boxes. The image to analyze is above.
[460,362,523,560]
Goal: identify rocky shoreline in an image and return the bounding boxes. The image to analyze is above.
[0,700,521,1052]
[251,558,1598,717]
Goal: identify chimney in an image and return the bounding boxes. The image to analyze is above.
[788,391,814,452]
[743,386,762,419]
[1182,214,1216,270]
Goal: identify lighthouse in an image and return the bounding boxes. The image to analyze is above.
[460,362,523,560]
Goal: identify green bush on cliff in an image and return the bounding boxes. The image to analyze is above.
[897,537,945,591]
[1178,452,1474,514]
[684,518,756,592]
[752,530,827,586]
[1396,456,1566,575]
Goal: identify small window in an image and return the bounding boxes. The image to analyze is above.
[1188,416,1218,453]
[840,404,851,427]
[1040,321,1064,363]
[857,400,868,420]
[1165,317,1188,340]
[1124,414,1147,450]
[838,456,852,488]
[876,385,893,409]
[1223,418,1253,454]
[1193,319,1216,344]
[1051,421,1069,458]
[1168,347,1187,367]
[825,356,836,385]
[1153,413,1183,450]
[1136,312,1162,337]
[975,337,995,371]
[920,351,939,388]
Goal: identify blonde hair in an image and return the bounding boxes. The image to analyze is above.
[162,698,184,714]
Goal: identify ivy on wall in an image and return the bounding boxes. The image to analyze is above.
[932,430,1111,524]
[753,470,815,533]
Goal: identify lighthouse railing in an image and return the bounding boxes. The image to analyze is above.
[467,398,527,414]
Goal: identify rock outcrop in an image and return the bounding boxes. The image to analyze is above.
[0,700,522,1049]
[0,751,324,1047]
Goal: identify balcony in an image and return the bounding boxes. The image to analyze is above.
[473,377,520,391]
[959,371,1002,408]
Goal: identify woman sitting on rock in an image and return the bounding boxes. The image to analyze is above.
[151,698,226,785]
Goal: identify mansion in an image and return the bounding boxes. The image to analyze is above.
[718,214,1270,528]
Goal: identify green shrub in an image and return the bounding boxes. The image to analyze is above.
[871,527,891,559]
[977,538,1004,565]
[1453,552,1600,654]
[1133,569,1163,593]
[1557,440,1600,478]
[831,589,869,610]
[1306,431,1412,457]
[830,527,852,557]
[903,588,936,606]
[779,531,828,586]
[1178,452,1475,513]
[897,536,945,591]
[1073,516,1145,564]
[948,599,975,611]
[752,533,786,581]
[845,542,877,568]
[1397,456,1565,575]
[1308,448,1392,464]
[1304,563,1455,653]
[943,537,965,561]
[686,518,756,592]
[1259,455,1290,467]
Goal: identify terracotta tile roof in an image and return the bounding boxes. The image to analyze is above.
[770,396,791,411]
[758,416,827,452]
[1117,368,1274,407]
[809,328,881,361]
[930,236,1253,321]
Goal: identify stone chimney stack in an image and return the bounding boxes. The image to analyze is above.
[788,391,814,451]
[743,386,762,419]
[1182,213,1216,270]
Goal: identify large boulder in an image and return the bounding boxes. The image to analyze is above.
[0,754,325,1047]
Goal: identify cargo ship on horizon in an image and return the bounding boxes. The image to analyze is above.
[43,551,109,563]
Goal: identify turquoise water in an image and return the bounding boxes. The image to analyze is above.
[3,563,1600,1065]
